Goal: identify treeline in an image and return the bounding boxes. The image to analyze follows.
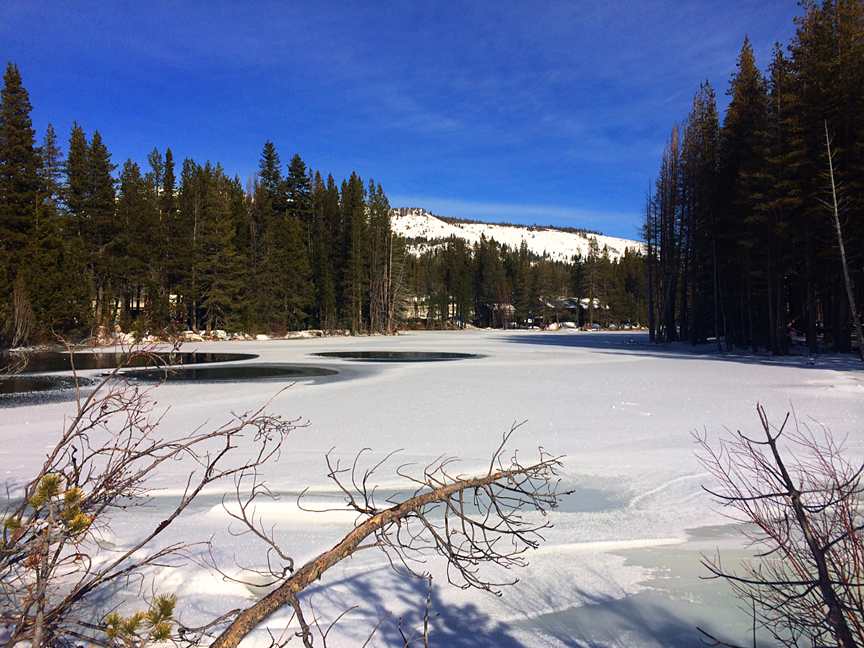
[0,62,401,346]
[407,236,647,330]
[646,0,864,354]
[431,213,602,237]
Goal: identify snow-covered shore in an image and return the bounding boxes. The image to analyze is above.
[3,331,862,647]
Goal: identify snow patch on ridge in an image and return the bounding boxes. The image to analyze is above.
[391,207,644,262]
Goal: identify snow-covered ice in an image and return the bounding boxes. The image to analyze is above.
[2,331,862,646]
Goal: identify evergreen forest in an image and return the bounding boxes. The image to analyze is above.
[0,63,647,348]
[406,235,646,330]
[646,0,864,355]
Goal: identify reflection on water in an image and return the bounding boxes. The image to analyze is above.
[2,351,258,374]
[314,351,482,362]
[122,364,338,382]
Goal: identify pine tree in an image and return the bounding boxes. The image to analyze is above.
[177,157,203,331]
[197,163,246,333]
[367,179,392,333]
[0,62,41,343]
[473,235,506,328]
[258,140,284,213]
[285,154,311,228]
[85,130,118,327]
[64,122,88,234]
[341,172,368,331]
[280,212,314,330]
[651,124,682,342]
[760,46,804,355]
[0,62,40,258]
[116,159,153,324]
[719,37,769,350]
[310,172,339,329]
[680,82,720,344]
[39,124,64,215]
[21,215,92,339]
[244,177,269,330]
[162,148,176,218]
[790,0,864,354]
[255,142,289,331]
[253,147,314,333]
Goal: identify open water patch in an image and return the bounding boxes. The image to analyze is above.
[0,375,79,395]
[121,364,338,383]
[2,351,258,374]
[313,351,483,362]
[0,374,95,407]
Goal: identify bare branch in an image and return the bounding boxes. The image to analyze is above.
[210,424,564,648]
[695,404,864,647]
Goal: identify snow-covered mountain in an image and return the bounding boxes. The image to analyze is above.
[391,208,643,262]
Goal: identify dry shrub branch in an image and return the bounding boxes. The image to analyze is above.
[0,346,300,648]
[695,404,864,648]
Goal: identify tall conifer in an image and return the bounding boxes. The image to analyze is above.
[0,63,41,343]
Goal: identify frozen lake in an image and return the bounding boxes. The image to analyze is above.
[3,331,862,646]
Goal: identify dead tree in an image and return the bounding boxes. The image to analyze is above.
[824,122,864,361]
[210,427,565,648]
[9,274,36,348]
[0,346,300,648]
[694,404,864,648]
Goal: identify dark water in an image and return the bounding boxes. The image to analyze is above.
[122,364,338,382]
[1,351,258,374]
[313,351,482,362]
[0,375,78,394]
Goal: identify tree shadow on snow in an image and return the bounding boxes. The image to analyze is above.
[518,587,758,648]
[54,557,753,647]
[289,565,749,647]
[505,331,863,373]
[293,566,526,647]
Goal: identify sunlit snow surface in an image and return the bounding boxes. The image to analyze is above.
[3,331,862,647]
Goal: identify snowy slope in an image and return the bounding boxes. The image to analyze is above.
[391,207,644,262]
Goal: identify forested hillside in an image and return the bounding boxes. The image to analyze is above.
[646,0,864,355]
[0,63,649,346]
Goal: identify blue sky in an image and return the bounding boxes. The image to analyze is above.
[2,2,802,239]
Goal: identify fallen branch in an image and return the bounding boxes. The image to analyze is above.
[212,425,564,648]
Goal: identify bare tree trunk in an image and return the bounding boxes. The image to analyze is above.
[776,274,788,355]
[712,227,722,352]
[386,243,406,335]
[11,275,36,348]
[825,121,864,361]
[806,233,818,354]
[645,195,656,344]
